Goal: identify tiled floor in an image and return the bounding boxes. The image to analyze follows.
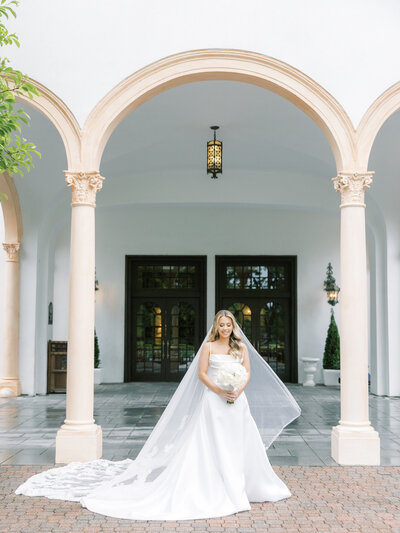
[0,382,399,466]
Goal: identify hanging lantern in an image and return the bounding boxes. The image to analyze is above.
[323,262,340,306]
[207,125,222,179]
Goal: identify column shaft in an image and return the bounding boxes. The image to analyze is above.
[65,204,95,426]
[340,205,369,425]
[331,171,380,465]
[0,243,21,397]
[56,171,104,463]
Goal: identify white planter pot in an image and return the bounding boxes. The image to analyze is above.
[301,357,320,387]
[94,368,102,385]
[323,368,340,386]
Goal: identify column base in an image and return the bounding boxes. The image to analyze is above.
[56,424,102,464]
[0,378,21,397]
[331,424,380,465]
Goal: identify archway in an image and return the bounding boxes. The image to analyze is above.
[0,80,80,397]
[82,49,356,172]
[359,86,400,397]
[357,81,400,170]
[20,49,374,466]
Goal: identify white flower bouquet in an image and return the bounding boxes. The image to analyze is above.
[216,364,248,404]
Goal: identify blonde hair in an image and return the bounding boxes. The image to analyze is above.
[207,310,244,360]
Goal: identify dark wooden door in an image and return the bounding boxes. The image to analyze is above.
[216,257,297,382]
[125,257,206,381]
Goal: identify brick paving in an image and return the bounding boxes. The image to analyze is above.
[1,465,399,532]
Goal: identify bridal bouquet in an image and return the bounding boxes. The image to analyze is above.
[216,364,248,404]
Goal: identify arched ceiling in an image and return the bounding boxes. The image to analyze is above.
[11,81,400,224]
[99,81,339,210]
[101,80,335,179]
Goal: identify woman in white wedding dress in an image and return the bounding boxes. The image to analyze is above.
[16,310,301,521]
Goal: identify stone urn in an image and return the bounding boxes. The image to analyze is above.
[301,357,320,386]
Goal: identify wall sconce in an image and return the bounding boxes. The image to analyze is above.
[324,262,340,306]
[207,125,222,179]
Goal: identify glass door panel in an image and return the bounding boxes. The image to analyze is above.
[258,299,289,379]
[217,256,296,383]
[228,302,252,341]
[135,302,163,378]
[166,301,197,379]
[221,297,291,381]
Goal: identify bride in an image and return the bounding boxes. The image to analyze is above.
[16,310,301,521]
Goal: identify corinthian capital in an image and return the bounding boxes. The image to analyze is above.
[332,171,374,207]
[64,171,105,207]
[3,242,20,262]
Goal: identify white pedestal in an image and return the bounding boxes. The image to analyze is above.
[0,378,21,397]
[331,424,380,465]
[301,357,320,386]
[56,424,102,464]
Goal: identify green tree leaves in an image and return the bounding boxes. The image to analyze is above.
[0,0,40,197]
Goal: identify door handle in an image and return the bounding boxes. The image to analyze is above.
[161,338,165,359]
[166,340,170,359]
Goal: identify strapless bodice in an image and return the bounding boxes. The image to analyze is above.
[207,353,244,380]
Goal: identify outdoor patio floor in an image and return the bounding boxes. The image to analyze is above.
[0,382,399,466]
[1,384,400,532]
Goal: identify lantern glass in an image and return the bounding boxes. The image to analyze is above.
[326,289,339,306]
[207,127,223,178]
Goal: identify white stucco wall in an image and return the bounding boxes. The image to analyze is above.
[0,55,397,398]
[5,0,400,127]
[50,204,341,387]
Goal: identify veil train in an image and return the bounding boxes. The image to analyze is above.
[15,325,301,502]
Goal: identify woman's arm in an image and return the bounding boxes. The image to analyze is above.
[198,342,245,402]
[198,342,223,395]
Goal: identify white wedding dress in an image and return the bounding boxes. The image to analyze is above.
[15,352,293,521]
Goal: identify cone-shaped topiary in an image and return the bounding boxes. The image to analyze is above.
[323,309,340,370]
[94,329,101,369]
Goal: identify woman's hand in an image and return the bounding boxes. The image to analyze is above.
[218,388,239,402]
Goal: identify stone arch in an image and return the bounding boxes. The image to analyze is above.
[15,78,82,169]
[82,49,356,171]
[357,82,400,169]
[0,77,82,241]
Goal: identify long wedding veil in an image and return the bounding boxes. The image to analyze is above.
[15,324,302,500]
[100,324,302,489]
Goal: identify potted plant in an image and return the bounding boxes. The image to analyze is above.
[323,309,340,386]
[94,329,102,384]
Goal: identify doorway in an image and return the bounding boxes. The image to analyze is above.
[125,256,206,381]
[216,256,297,382]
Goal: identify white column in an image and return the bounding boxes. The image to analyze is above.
[0,243,21,397]
[331,171,380,465]
[55,171,104,463]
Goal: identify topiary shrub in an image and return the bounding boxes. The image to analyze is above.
[323,310,340,370]
[94,329,101,369]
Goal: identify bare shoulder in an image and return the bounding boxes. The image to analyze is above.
[200,341,210,355]
[240,342,249,364]
[240,342,249,354]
